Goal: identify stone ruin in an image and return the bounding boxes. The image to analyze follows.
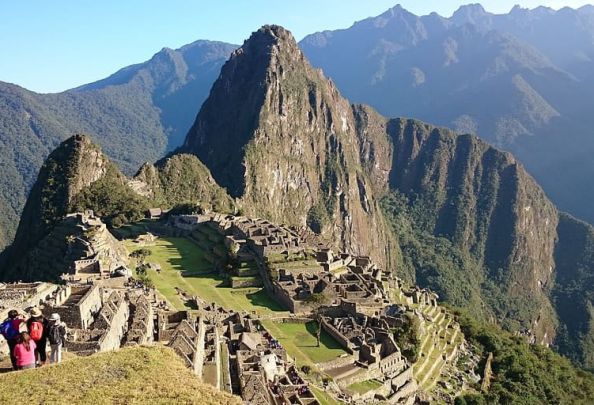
[318,301,417,403]
[60,211,130,284]
[270,249,389,314]
[158,305,320,405]
[1,281,156,358]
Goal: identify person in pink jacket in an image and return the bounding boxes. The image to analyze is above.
[14,331,36,370]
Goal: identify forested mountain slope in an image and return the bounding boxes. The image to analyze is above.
[0,40,235,250]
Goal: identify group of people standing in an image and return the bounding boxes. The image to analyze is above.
[1,308,67,370]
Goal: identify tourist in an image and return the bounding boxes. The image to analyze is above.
[27,307,49,366]
[0,310,24,370]
[48,313,67,364]
[14,331,36,370]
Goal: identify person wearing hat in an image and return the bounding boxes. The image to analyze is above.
[48,313,67,364]
[26,307,49,366]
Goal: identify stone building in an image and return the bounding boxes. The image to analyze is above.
[60,212,130,283]
[125,294,154,345]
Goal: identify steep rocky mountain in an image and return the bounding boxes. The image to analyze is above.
[384,119,558,345]
[299,5,594,226]
[182,25,397,267]
[180,25,594,368]
[0,40,236,251]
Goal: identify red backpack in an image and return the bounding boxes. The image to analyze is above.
[29,320,44,341]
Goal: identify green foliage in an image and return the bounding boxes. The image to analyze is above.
[307,202,329,234]
[552,213,594,370]
[454,308,594,404]
[166,203,205,216]
[70,165,149,228]
[307,292,330,304]
[381,191,486,314]
[130,248,151,261]
[135,263,154,288]
[392,313,422,363]
[142,154,235,214]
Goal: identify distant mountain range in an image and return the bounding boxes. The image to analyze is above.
[1,3,594,253]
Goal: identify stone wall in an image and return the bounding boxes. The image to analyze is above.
[320,317,356,354]
[126,295,154,345]
[96,292,130,352]
[77,285,102,329]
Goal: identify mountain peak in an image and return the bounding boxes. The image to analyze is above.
[237,25,302,61]
[453,3,487,16]
[255,24,294,41]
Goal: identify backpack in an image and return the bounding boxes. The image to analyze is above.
[0,319,18,341]
[49,324,64,345]
[29,320,44,341]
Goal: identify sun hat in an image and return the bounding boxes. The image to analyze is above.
[30,307,42,317]
[49,313,60,321]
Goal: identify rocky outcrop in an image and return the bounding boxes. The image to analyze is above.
[183,25,397,266]
[9,134,110,255]
[1,136,234,281]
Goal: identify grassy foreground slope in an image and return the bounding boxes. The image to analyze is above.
[0,346,241,405]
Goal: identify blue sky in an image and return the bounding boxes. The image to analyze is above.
[1,1,591,93]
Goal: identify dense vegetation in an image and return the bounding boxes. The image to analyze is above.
[382,191,490,322]
[70,164,149,227]
[141,154,235,214]
[392,312,421,363]
[453,308,594,404]
[552,214,594,370]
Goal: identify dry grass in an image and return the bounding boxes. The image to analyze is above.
[0,345,241,404]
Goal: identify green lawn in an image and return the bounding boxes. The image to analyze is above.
[261,321,346,365]
[125,237,285,314]
[347,379,383,395]
[310,387,344,405]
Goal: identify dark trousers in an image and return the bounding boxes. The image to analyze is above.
[7,339,17,370]
[35,338,47,363]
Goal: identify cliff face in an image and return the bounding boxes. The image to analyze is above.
[183,26,396,265]
[386,119,559,343]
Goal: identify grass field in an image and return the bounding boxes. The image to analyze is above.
[261,321,346,365]
[311,386,344,405]
[126,237,285,314]
[347,379,383,395]
[0,346,241,404]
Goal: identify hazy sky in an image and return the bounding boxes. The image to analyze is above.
[1,1,591,93]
